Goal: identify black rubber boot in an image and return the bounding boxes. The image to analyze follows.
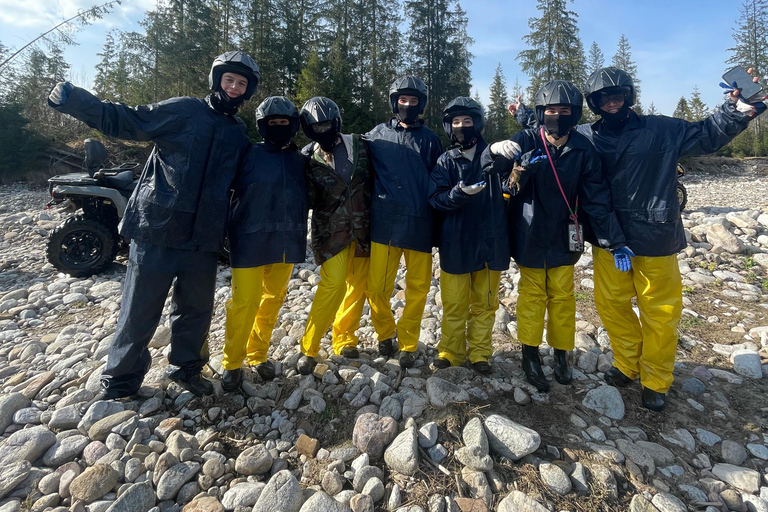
[604,366,633,387]
[553,349,573,385]
[340,346,359,359]
[174,374,214,396]
[254,361,276,380]
[641,387,667,412]
[521,344,549,392]
[297,355,317,376]
[378,337,396,357]
[472,360,493,374]
[431,358,451,370]
[221,369,243,392]
[399,351,416,369]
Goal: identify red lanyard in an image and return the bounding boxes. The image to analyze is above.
[539,127,581,243]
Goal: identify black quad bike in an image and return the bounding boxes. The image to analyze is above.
[46,139,140,277]
[676,163,688,211]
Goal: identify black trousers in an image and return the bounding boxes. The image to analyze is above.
[101,241,219,395]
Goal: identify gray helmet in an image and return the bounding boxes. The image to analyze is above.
[534,80,583,126]
[584,67,635,114]
[255,96,299,140]
[209,51,260,100]
[442,97,485,139]
[389,75,429,115]
[299,97,342,136]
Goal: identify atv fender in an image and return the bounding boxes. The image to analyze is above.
[51,185,129,218]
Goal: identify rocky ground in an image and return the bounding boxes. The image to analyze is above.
[0,156,767,512]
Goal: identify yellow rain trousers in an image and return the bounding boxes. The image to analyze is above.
[517,265,576,350]
[301,242,369,357]
[364,241,432,353]
[222,262,294,370]
[438,267,501,366]
[592,247,682,393]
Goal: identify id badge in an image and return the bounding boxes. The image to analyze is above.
[568,222,584,252]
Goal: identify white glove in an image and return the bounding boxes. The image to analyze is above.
[458,180,486,195]
[489,140,522,160]
[48,82,73,106]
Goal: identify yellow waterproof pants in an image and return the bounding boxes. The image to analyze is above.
[439,267,501,366]
[593,247,682,393]
[222,262,293,370]
[517,265,575,350]
[301,243,369,357]
[366,242,432,353]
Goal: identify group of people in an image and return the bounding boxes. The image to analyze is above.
[48,50,765,413]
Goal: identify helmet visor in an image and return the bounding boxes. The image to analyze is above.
[594,86,632,108]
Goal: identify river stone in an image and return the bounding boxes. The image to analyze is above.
[42,434,89,466]
[651,492,687,512]
[70,464,119,503]
[221,482,265,509]
[539,462,572,495]
[88,410,137,441]
[0,393,30,432]
[0,460,31,500]
[712,463,760,493]
[353,465,384,492]
[425,377,470,407]
[484,414,540,461]
[417,421,438,448]
[235,444,273,475]
[79,401,126,433]
[104,481,156,512]
[721,440,748,466]
[252,470,303,512]
[731,349,763,379]
[0,425,57,465]
[384,427,419,476]
[156,462,200,500]
[497,490,548,512]
[616,439,655,475]
[581,385,625,420]
[299,490,352,512]
[181,496,225,512]
[352,413,398,460]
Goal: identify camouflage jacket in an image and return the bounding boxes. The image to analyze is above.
[303,134,373,265]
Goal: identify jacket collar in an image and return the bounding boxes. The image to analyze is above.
[446,139,488,161]
[388,117,426,131]
[591,109,643,134]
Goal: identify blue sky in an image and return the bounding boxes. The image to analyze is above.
[0,0,749,115]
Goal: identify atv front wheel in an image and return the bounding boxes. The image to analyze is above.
[47,216,118,277]
[676,182,688,211]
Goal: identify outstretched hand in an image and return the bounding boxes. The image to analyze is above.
[507,95,523,116]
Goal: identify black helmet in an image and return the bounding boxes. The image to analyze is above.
[442,97,485,139]
[584,67,636,114]
[534,80,583,127]
[389,75,429,115]
[299,97,342,137]
[255,96,299,140]
[209,51,260,100]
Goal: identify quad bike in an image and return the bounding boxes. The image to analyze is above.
[45,139,139,277]
[676,163,688,211]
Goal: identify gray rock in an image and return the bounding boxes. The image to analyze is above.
[156,462,200,501]
[88,410,137,441]
[539,462,571,495]
[742,495,768,512]
[0,393,30,432]
[629,494,658,512]
[418,422,438,448]
[591,465,617,499]
[577,351,599,373]
[322,471,344,496]
[362,477,385,503]
[384,427,419,476]
[0,460,31,500]
[747,443,768,460]
[721,440,748,466]
[678,485,708,504]
[712,463,760,493]
[352,413,398,460]
[696,428,722,447]
[79,401,125,433]
[221,482,265,509]
[299,490,352,512]
[497,490,548,512]
[253,470,303,512]
[425,377,469,407]
[42,434,89,466]
[462,417,488,454]
[378,396,402,421]
[70,464,119,503]
[0,425,57,465]
[731,349,763,378]
[581,385,625,420]
[104,481,156,512]
[651,492,687,512]
[455,445,493,471]
[615,439,655,475]
[427,443,448,463]
[682,378,706,395]
[353,466,384,493]
[350,494,373,512]
[484,414,540,461]
[235,444,273,475]
[569,463,589,493]
[634,441,675,466]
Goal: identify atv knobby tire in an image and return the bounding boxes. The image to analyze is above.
[676,182,688,211]
[47,216,118,277]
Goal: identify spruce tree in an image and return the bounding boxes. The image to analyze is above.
[646,102,658,116]
[672,97,692,120]
[688,86,708,121]
[612,34,641,107]
[587,41,604,75]
[486,63,510,143]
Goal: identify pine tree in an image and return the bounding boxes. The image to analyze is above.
[672,97,692,120]
[646,102,658,116]
[587,41,604,75]
[295,51,325,106]
[612,34,641,107]
[688,86,708,121]
[486,63,510,143]
[516,0,587,97]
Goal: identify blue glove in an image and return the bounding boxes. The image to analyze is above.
[519,149,549,173]
[721,80,767,117]
[48,82,73,106]
[613,246,635,272]
[719,80,739,95]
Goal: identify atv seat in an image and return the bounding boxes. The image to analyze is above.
[100,170,138,195]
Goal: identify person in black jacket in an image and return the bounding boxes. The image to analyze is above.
[484,80,629,393]
[221,96,308,391]
[334,76,443,368]
[48,51,259,400]
[428,97,509,373]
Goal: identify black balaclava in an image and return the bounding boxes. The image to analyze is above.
[600,102,631,129]
[210,89,245,115]
[264,123,293,147]
[451,125,477,149]
[309,126,339,151]
[542,114,574,139]
[397,103,420,125]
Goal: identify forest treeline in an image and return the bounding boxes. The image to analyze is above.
[0,0,767,178]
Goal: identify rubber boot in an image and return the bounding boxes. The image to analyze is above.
[642,387,666,412]
[553,349,572,385]
[604,366,633,387]
[521,344,549,392]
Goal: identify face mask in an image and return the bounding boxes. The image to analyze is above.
[542,114,574,139]
[309,126,338,151]
[265,125,293,147]
[600,102,631,128]
[397,104,420,124]
[451,126,477,149]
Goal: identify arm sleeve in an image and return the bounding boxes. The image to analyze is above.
[517,104,538,130]
[578,149,627,249]
[677,99,753,157]
[427,157,472,212]
[53,86,189,142]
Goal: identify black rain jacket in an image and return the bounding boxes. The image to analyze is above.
[482,128,625,269]
[52,86,250,252]
[428,140,510,274]
[228,141,309,268]
[366,119,443,253]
